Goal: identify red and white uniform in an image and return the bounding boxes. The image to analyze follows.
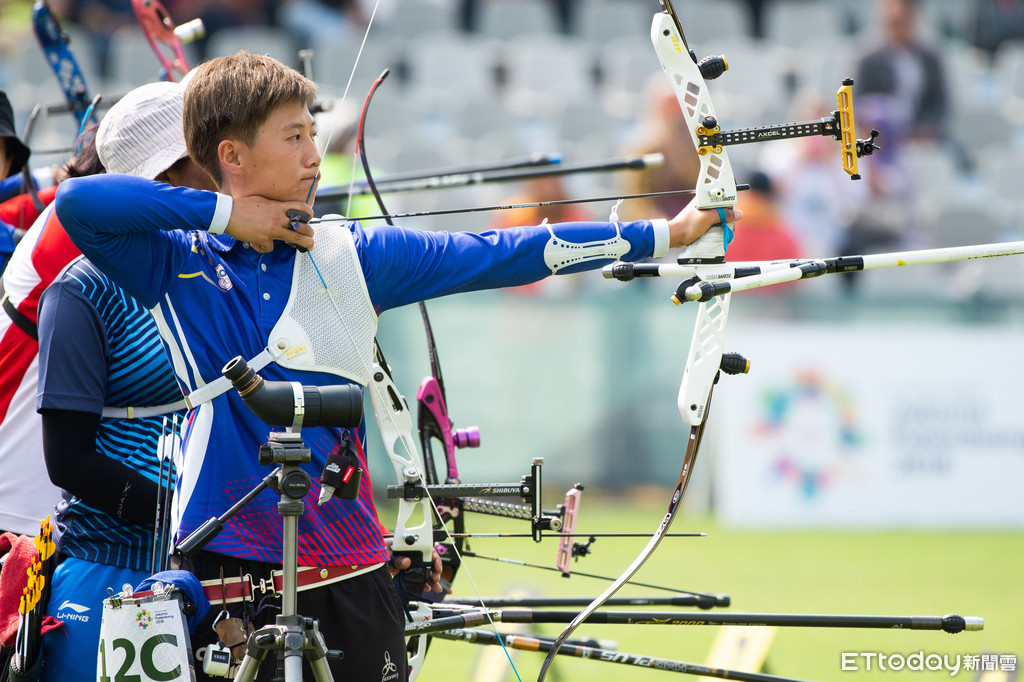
[0,205,79,535]
[0,185,58,233]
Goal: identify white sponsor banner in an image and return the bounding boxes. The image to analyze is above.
[715,321,1024,527]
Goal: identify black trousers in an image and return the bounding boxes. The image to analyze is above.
[181,551,407,682]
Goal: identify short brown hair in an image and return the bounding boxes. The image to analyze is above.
[183,51,317,185]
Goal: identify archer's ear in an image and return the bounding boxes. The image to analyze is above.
[217,138,243,179]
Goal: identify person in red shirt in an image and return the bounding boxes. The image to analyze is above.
[724,170,805,297]
[0,129,104,537]
[725,170,803,265]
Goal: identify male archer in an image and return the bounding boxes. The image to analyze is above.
[56,51,740,680]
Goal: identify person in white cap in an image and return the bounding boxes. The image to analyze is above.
[35,80,215,682]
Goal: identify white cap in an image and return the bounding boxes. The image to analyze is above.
[97,81,188,179]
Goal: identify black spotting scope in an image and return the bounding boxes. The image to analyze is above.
[222,356,363,429]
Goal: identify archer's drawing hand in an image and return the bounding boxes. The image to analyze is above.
[226,195,315,253]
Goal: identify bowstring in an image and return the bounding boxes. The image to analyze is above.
[351,55,526,682]
[301,4,523,680]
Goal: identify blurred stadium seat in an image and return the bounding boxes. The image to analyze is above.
[764,0,852,49]
[500,34,595,116]
[206,26,300,68]
[477,0,558,40]
[576,0,654,45]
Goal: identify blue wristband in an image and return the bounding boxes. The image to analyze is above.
[717,207,734,250]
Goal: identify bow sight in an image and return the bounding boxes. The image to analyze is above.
[693,78,881,181]
[659,0,880,181]
[386,457,564,546]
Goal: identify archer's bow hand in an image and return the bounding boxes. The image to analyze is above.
[226,195,314,252]
[387,545,445,594]
[667,203,742,249]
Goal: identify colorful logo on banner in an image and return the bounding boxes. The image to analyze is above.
[754,368,865,499]
[135,609,154,629]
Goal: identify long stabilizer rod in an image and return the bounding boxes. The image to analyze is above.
[435,628,809,682]
[406,609,982,636]
[604,241,1024,303]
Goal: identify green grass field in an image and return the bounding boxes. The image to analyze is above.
[407,499,1024,681]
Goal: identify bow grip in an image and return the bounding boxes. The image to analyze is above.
[392,554,431,601]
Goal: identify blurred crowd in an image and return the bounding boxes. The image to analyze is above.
[5,0,1024,300]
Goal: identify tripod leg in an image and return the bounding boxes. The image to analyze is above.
[284,654,303,682]
[307,624,336,682]
[231,640,269,682]
[309,655,334,682]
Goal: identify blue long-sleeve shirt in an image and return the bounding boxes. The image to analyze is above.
[56,174,668,566]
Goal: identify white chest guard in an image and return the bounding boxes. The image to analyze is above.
[182,215,377,409]
[268,215,377,385]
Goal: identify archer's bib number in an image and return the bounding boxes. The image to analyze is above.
[97,591,192,682]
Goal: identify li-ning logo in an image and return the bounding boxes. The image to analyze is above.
[381,650,399,682]
[57,600,90,623]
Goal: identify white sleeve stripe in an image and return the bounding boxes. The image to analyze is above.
[150,299,194,389]
[651,219,670,258]
[161,296,206,390]
[208,193,232,235]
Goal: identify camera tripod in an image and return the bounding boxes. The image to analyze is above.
[177,431,342,682]
[177,356,366,681]
[230,432,338,682]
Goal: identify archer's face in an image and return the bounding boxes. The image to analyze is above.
[237,101,320,202]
